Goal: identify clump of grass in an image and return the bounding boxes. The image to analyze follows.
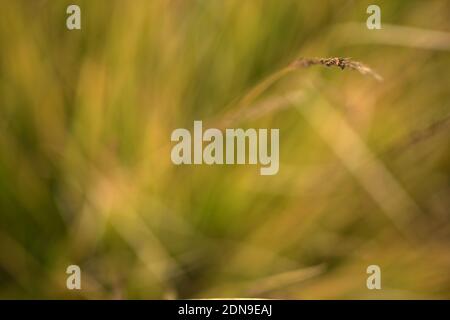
[291,57,383,81]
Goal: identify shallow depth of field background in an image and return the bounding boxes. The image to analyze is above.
[0,0,449,299]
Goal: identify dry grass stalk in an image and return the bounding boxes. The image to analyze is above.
[291,57,384,81]
[216,57,382,126]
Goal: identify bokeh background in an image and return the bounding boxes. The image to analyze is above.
[0,0,449,299]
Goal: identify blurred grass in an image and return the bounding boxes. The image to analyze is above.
[0,0,449,299]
